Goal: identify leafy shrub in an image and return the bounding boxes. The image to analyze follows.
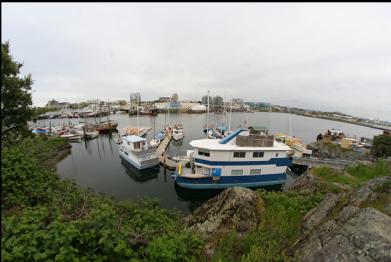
[371,134,391,158]
[146,231,203,262]
[2,137,204,261]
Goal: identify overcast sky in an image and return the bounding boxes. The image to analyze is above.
[2,3,391,121]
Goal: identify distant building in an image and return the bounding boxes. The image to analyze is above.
[45,99,70,110]
[154,102,170,110]
[213,96,224,106]
[201,95,213,105]
[232,98,244,107]
[130,93,141,103]
[171,93,178,101]
[157,97,171,102]
[46,99,58,108]
[129,93,141,114]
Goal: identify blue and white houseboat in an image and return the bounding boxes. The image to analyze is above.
[174,127,293,189]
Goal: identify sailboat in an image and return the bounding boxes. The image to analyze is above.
[172,101,184,141]
[118,95,159,170]
[96,100,118,133]
[202,90,214,138]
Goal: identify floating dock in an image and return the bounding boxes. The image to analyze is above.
[156,130,178,170]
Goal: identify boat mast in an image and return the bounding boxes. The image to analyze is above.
[137,95,139,136]
[167,98,170,127]
[178,100,181,124]
[106,98,109,123]
[65,98,70,127]
[268,103,272,134]
[224,92,226,126]
[206,90,210,138]
[228,97,232,131]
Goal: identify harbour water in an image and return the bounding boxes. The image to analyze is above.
[38,112,383,214]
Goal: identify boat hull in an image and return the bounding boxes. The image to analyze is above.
[174,172,287,189]
[119,151,159,170]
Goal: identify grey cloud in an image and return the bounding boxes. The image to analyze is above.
[2,3,391,120]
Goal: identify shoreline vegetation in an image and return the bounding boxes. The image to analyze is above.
[2,135,390,261]
[1,136,203,261]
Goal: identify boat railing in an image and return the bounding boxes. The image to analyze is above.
[236,135,274,147]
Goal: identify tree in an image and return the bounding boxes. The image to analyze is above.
[371,134,391,158]
[1,41,33,147]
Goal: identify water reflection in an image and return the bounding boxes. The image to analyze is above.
[53,112,383,214]
[120,157,159,183]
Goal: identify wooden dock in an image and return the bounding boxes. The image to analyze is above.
[156,130,178,170]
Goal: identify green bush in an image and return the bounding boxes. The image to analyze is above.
[1,137,203,261]
[311,161,391,189]
[371,134,391,158]
[146,231,203,262]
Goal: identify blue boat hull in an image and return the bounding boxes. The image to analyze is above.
[175,173,287,189]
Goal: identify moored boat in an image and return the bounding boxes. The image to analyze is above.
[174,127,293,189]
[172,124,184,141]
[119,135,159,170]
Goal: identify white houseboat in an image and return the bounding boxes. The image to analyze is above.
[174,127,293,189]
[119,135,159,170]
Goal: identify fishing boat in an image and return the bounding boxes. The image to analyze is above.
[150,130,166,147]
[60,133,82,142]
[150,138,160,148]
[119,135,159,170]
[85,130,99,139]
[173,127,293,189]
[31,127,50,135]
[173,124,184,141]
[96,120,118,133]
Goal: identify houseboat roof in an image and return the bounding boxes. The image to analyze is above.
[125,135,147,143]
[190,138,291,151]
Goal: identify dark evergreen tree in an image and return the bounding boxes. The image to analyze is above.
[1,41,33,147]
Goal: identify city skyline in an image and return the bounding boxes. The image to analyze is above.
[2,3,391,121]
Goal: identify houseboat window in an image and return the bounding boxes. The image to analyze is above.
[231,169,243,175]
[202,167,210,175]
[233,152,246,158]
[250,169,262,175]
[253,152,264,158]
[276,153,279,157]
[198,150,210,157]
[124,151,128,156]
[134,142,140,149]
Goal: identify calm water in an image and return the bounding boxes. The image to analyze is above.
[37,112,383,214]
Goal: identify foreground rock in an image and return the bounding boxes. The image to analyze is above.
[286,172,321,194]
[185,187,262,239]
[297,207,391,262]
[295,176,391,262]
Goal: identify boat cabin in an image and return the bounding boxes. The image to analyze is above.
[122,135,149,151]
[186,128,291,177]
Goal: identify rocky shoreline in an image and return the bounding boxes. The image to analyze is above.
[185,168,391,261]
